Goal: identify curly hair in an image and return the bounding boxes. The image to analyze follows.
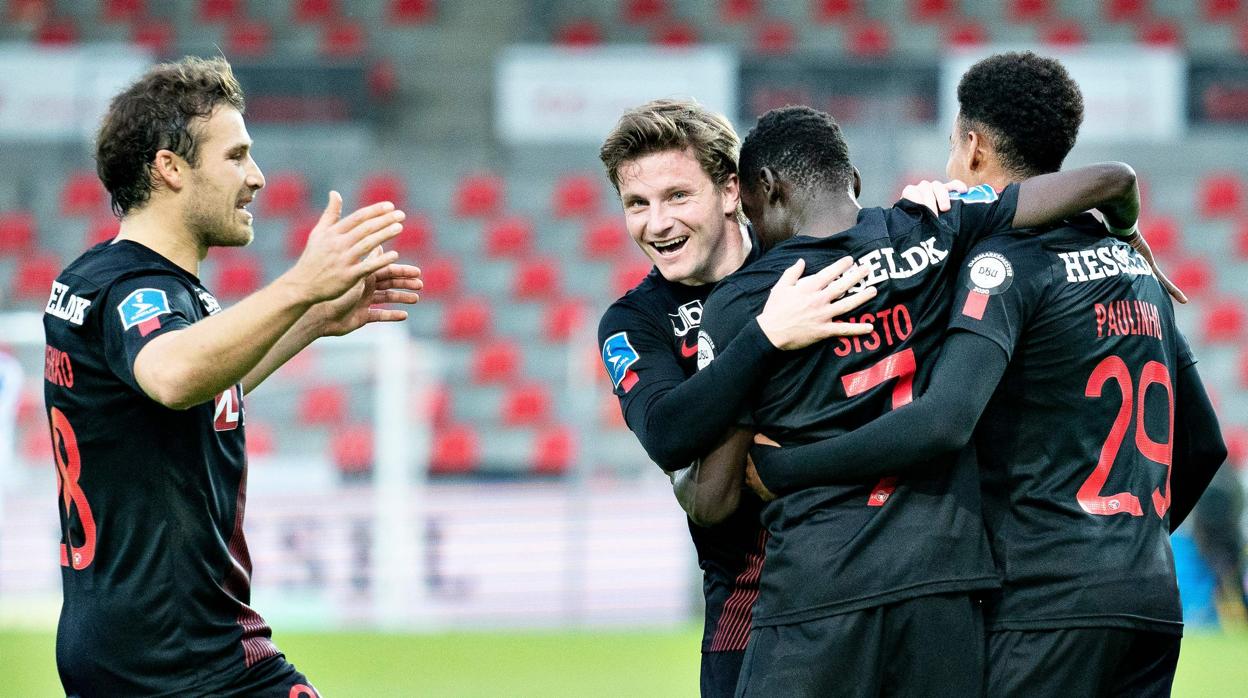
[738,105,853,196]
[599,99,740,192]
[956,51,1083,178]
[96,56,245,217]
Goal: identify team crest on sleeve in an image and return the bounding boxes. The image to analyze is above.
[602,331,640,392]
[962,251,1013,320]
[949,184,999,205]
[696,330,715,371]
[117,288,170,332]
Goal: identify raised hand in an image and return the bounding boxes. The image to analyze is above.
[284,191,407,304]
[314,258,424,337]
[756,257,878,351]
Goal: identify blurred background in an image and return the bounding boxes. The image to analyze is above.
[0,0,1246,695]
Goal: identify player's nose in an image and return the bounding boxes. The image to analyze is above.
[647,202,675,237]
[246,160,266,191]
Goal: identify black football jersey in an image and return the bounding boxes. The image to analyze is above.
[598,241,766,653]
[43,240,279,696]
[699,186,1019,627]
[947,216,1192,635]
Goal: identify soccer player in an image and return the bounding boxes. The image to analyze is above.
[697,105,1151,696]
[745,53,1227,696]
[43,57,422,697]
[596,100,875,697]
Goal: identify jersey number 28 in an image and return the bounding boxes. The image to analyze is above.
[51,407,96,570]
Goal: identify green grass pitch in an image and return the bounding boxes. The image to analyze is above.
[2,626,1245,696]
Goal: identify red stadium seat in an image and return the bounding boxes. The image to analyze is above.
[132,19,175,55]
[321,21,366,58]
[212,252,262,299]
[226,20,272,58]
[1041,20,1087,46]
[283,213,320,258]
[198,0,243,22]
[419,257,460,297]
[847,21,891,58]
[87,217,120,247]
[556,19,603,47]
[583,217,628,259]
[260,172,308,217]
[719,0,760,23]
[102,0,145,22]
[421,384,452,426]
[331,425,373,475]
[294,0,337,23]
[61,171,107,217]
[1138,215,1180,258]
[453,172,504,218]
[35,18,77,45]
[471,340,519,384]
[367,59,399,102]
[502,382,551,426]
[612,261,653,297]
[0,211,34,254]
[1203,0,1241,21]
[390,210,431,253]
[754,20,796,55]
[1199,172,1243,218]
[430,424,480,474]
[812,0,858,22]
[911,0,957,22]
[388,0,436,24]
[12,253,60,302]
[543,299,585,342]
[654,22,698,47]
[532,426,575,475]
[1007,0,1052,22]
[1103,0,1148,22]
[1169,257,1214,299]
[621,0,667,23]
[513,257,561,301]
[443,298,492,341]
[945,21,987,47]
[298,384,347,426]
[552,173,601,218]
[485,216,533,258]
[1138,20,1181,47]
[7,0,51,22]
[245,421,275,457]
[357,172,406,209]
[1203,298,1245,344]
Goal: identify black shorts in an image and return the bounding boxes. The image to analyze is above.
[735,592,985,698]
[220,654,320,698]
[701,649,746,698]
[986,627,1180,698]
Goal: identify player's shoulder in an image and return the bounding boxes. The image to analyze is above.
[599,268,667,337]
[63,240,190,290]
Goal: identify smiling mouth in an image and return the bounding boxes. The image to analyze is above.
[651,236,688,257]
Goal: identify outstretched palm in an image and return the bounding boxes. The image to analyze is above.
[317,263,423,337]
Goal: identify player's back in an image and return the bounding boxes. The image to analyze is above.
[956,218,1187,634]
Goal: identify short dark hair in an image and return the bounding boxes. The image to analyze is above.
[599,98,740,193]
[96,56,245,217]
[956,51,1083,178]
[739,106,853,196]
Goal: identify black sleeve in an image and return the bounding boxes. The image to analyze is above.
[751,330,1008,494]
[598,290,779,471]
[101,273,198,394]
[1168,360,1228,532]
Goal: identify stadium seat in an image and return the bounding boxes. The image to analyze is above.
[0,211,34,254]
[11,253,60,302]
[443,298,492,341]
[543,299,585,342]
[812,0,858,23]
[226,20,272,58]
[532,426,575,475]
[654,22,699,47]
[1007,0,1052,22]
[422,384,452,426]
[1103,0,1148,22]
[612,261,653,297]
[102,0,145,22]
[321,20,366,58]
[7,0,50,22]
[283,213,320,258]
[357,172,406,210]
[430,424,480,474]
[331,425,373,476]
[1169,257,1214,298]
[847,21,892,58]
[621,0,667,23]
[420,257,461,297]
[35,18,77,45]
[719,0,760,23]
[484,216,533,258]
[1138,20,1181,47]
[245,421,275,457]
[87,218,120,247]
[502,382,551,426]
[1041,20,1087,46]
[1139,216,1180,258]
[260,172,308,217]
[298,384,347,426]
[391,211,431,253]
[910,0,957,22]
[945,21,987,47]
[1203,0,1241,21]
[583,217,628,259]
[453,172,504,218]
[556,19,603,47]
[553,173,601,219]
[132,19,175,55]
[1203,298,1245,343]
[212,252,262,299]
[388,0,436,24]
[198,0,243,21]
[367,59,400,102]
[512,257,562,301]
[61,172,107,217]
[471,339,519,383]
[754,20,795,54]
[294,0,338,23]
[1199,172,1243,218]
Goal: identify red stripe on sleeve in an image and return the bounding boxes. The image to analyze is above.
[961,289,989,320]
[621,369,639,393]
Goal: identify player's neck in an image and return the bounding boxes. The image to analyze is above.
[970,163,1016,192]
[795,197,861,240]
[115,205,206,277]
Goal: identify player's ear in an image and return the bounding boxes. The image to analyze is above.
[966,129,988,174]
[851,168,862,198]
[759,167,782,206]
[151,149,186,192]
[720,173,740,216]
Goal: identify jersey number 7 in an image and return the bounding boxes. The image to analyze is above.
[842,348,916,507]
